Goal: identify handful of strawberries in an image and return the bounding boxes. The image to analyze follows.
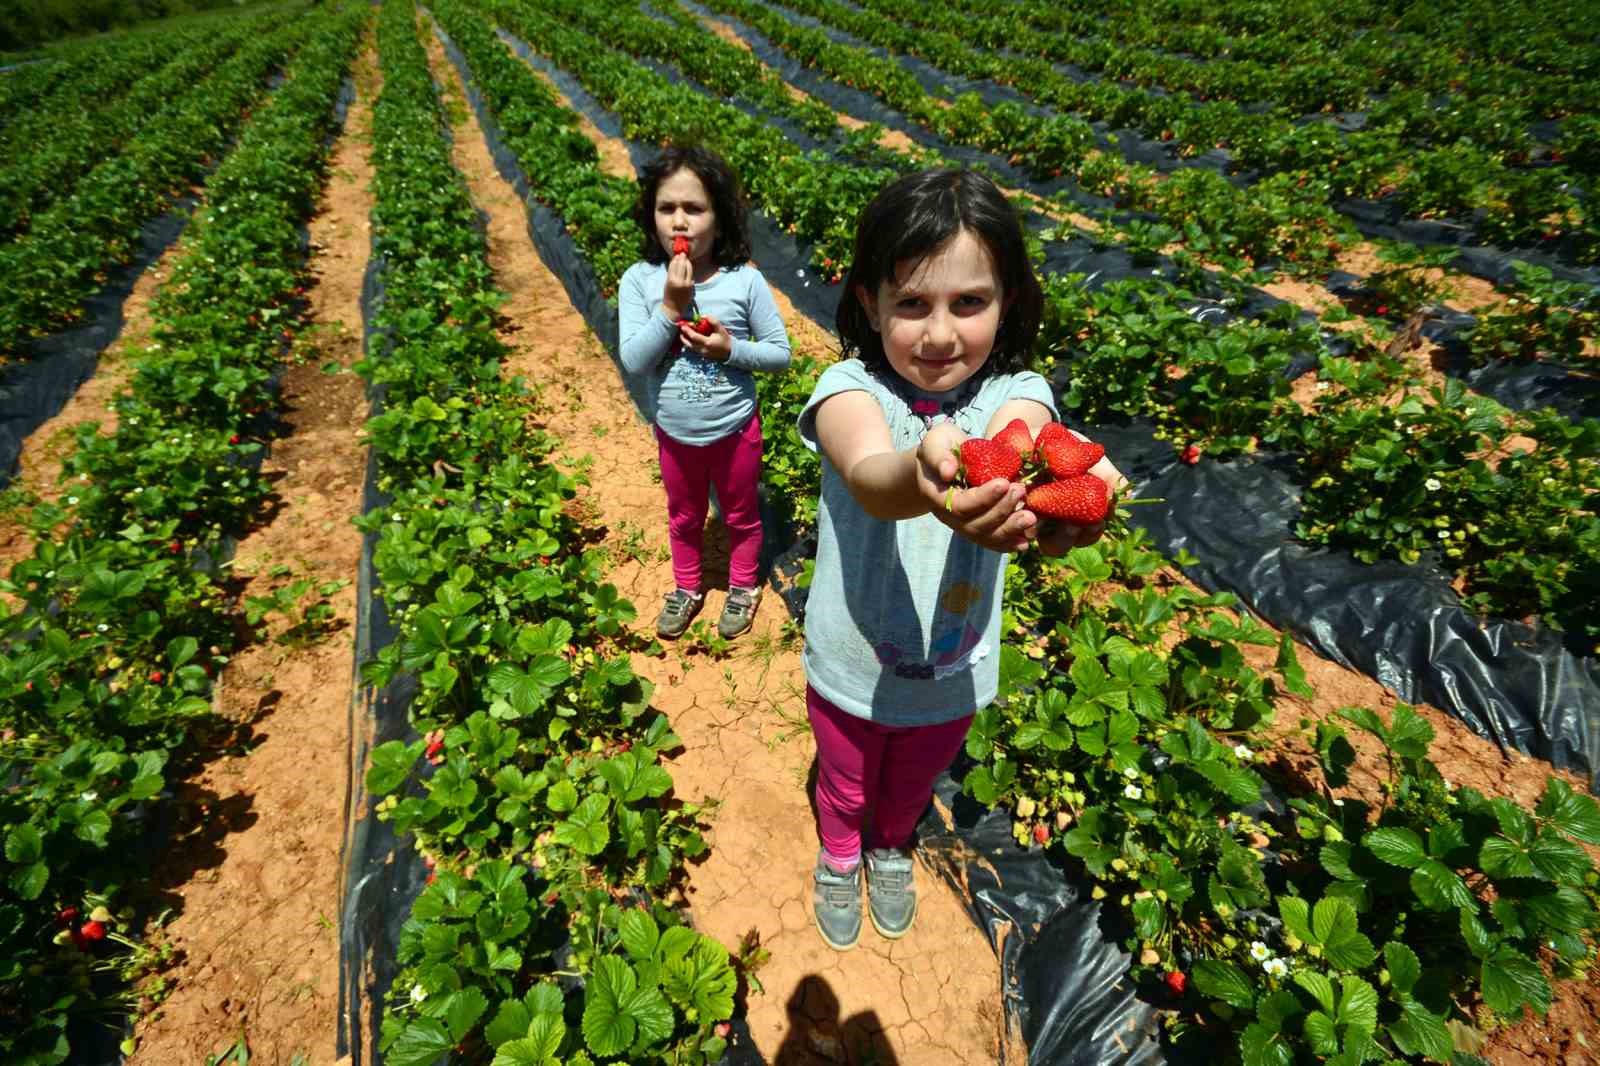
[956,419,1111,525]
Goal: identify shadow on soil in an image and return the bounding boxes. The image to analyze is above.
[774,974,900,1066]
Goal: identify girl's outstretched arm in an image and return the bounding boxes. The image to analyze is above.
[814,390,1037,552]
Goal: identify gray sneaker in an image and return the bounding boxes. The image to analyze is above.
[716,585,760,640]
[812,857,862,951]
[655,589,702,639]
[864,848,917,939]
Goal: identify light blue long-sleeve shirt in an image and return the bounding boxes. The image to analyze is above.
[618,261,791,444]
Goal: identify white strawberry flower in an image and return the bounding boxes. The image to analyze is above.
[1122,765,1139,778]
[1425,477,1441,491]
[1263,957,1288,977]
[1123,784,1143,800]
[410,984,427,1004]
[1233,744,1252,760]
[1250,941,1270,961]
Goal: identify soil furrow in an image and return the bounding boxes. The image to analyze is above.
[424,24,1001,1064]
[127,39,378,1066]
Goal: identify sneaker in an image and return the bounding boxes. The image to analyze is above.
[717,585,760,640]
[864,847,917,939]
[812,856,862,951]
[655,588,703,639]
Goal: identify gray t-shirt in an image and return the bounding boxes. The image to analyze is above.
[618,261,791,444]
[797,359,1058,726]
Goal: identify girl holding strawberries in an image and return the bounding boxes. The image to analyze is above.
[798,168,1122,949]
[619,146,791,641]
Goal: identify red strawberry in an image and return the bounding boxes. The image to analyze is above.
[1032,823,1050,845]
[1180,444,1200,465]
[672,234,690,257]
[79,920,107,943]
[1164,971,1188,996]
[169,541,182,554]
[1375,304,1389,316]
[1035,422,1105,478]
[992,418,1034,458]
[229,434,241,445]
[424,738,444,759]
[1026,474,1109,524]
[55,907,79,928]
[959,438,1023,487]
[693,316,713,335]
[148,670,163,684]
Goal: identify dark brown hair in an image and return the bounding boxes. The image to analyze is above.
[632,144,753,268]
[835,169,1042,379]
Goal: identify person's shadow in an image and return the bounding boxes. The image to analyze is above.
[772,974,901,1065]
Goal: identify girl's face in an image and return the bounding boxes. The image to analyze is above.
[654,167,717,262]
[856,228,1007,394]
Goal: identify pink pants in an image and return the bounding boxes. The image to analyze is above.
[655,414,764,592]
[807,685,973,863]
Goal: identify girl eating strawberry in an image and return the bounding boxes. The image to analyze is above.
[618,145,792,641]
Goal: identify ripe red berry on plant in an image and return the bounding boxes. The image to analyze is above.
[1164,970,1188,996]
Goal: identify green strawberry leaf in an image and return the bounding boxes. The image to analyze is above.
[485,999,532,1047]
[1409,861,1475,910]
[619,908,660,962]
[1383,941,1422,995]
[1480,947,1551,1017]
[1240,1021,1294,1066]
[1535,778,1600,844]
[1387,1000,1453,1063]
[386,1019,453,1066]
[582,956,639,1056]
[1193,960,1255,1009]
[1362,827,1426,868]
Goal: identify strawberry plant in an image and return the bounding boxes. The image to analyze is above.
[982,525,1600,1064]
[355,7,741,1061]
[1357,241,1459,319]
[1465,260,1600,366]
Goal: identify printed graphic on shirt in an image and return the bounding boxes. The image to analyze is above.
[673,354,726,404]
[874,580,991,681]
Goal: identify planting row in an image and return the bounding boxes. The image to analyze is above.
[737,0,1593,255]
[0,1,316,356]
[351,3,735,1062]
[932,0,1597,153]
[0,17,262,241]
[0,5,365,1061]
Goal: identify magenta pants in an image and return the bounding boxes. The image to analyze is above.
[655,413,764,591]
[807,685,973,862]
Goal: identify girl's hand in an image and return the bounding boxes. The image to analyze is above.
[916,422,1037,553]
[678,315,732,362]
[660,252,694,320]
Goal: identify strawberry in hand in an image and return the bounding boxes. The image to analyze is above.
[992,418,1034,459]
[1034,422,1105,478]
[671,234,691,258]
[958,438,1023,487]
[1025,474,1110,526]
